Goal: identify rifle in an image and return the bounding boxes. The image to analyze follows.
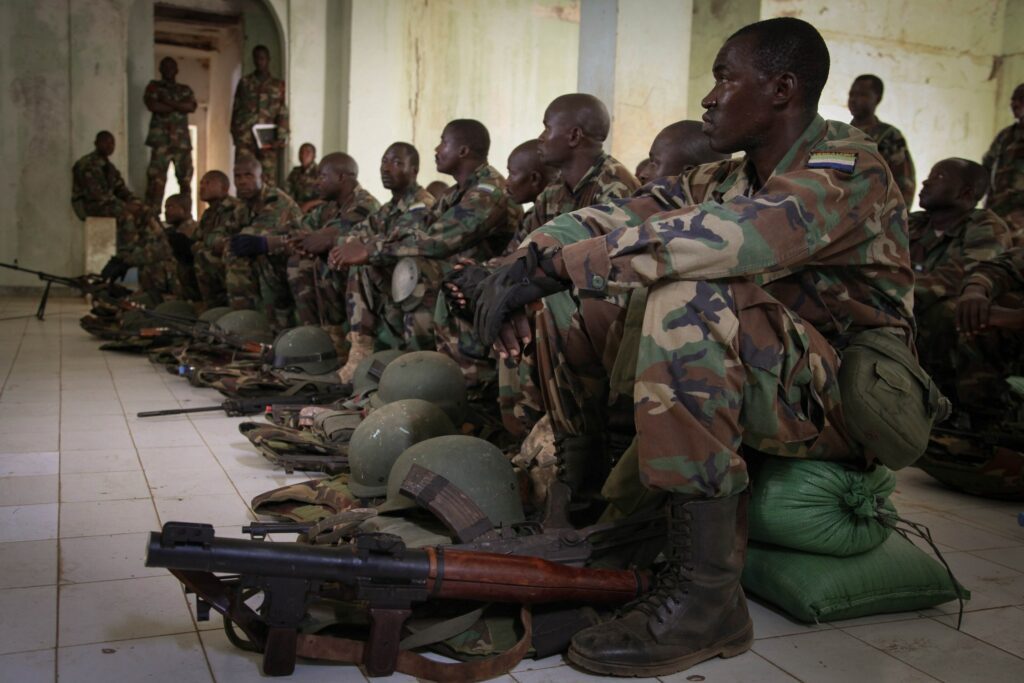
[0,261,130,320]
[136,389,348,418]
[126,303,270,355]
[147,521,650,678]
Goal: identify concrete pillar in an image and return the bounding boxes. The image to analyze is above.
[83,218,117,275]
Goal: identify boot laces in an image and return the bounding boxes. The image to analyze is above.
[633,503,694,622]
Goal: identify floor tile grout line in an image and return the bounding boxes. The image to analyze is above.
[920,612,1024,662]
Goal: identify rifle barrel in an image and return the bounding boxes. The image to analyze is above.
[136,405,226,418]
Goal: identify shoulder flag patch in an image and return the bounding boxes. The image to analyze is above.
[807,152,857,173]
[476,183,497,194]
[408,202,426,211]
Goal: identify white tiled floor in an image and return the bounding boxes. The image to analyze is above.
[0,295,1022,682]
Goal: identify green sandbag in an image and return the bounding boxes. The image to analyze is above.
[749,459,896,556]
[742,534,969,623]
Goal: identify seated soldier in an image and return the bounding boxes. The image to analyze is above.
[225,155,303,328]
[163,193,202,302]
[644,120,730,182]
[284,152,380,354]
[501,139,558,255]
[635,157,653,185]
[477,18,913,676]
[71,131,146,251]
[329,119,518,388]
[332,143,436,377]
[425,180,450,202]
[982,82,1024,237]
[287,142,324,213]
[192,170,242,308]
[848,73,916,206]
[911,158,1012,415]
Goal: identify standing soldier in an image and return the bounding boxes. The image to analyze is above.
[231,45,289,185]
[144,57,197,208]
[192,170,242,308]
[849,73,916,207]
[287,143,322,212]
[982,82,1024,236]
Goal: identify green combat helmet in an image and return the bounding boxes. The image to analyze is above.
[197,306,232,324]
[271,326,341,375]
[120,308,148,334]
[378,434,525,528]
[214,309,273,344]
[352,349,407,397]
[153,300,197,321]
[348,399,456,498]
[375,351,467,425]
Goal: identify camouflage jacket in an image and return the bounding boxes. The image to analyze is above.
[551,115,915,347]
[193,197,243,250]
[120,210,173,268]
[856,119,916,207]
[143,79,195,149]
[287,163,320,205]
[908,208,1011,311]
[368,164,518,265]
[230,72,289,148]
[523,153,640,237]
[167,217,198,239]
[982,122,1024,219]
[963,246,1024,299]
[303,184,380,234]
[359,184,436,246]
[238,185,302,239]
[71,151,136,216]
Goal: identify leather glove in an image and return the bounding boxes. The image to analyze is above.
[100,255,130,282]
[474,243,568,346]
[230,234,269,257]
[166,230,194,265]
[444,263,491,322]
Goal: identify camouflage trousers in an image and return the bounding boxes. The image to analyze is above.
[433,262,496,390]
[286,256,346,327]
[193,248,228,308]
[224,251,294,329]
[633,279,857,497]
[235,144,279,186]
[145,145,193,207]
[346,260,438,351]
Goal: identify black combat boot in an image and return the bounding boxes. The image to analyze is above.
[567,493,753,677]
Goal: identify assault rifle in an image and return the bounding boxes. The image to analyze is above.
[0,261,130,320]
[136,388,349,418]
[147,521,651,679]
[125,304,270,355]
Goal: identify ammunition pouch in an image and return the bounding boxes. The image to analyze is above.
[839,327,951,470]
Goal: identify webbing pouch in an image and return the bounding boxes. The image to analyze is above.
[839,327,951,470]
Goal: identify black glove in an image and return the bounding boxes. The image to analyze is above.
[474,243,568,346]
[443,263,490,322]
[100,255,130,282]
[230,233,269,257]
[166,230,195,266]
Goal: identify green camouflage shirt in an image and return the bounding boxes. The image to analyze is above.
[982,123,1024,219]
[963,246,1024,298]
[231,72,289,148]
[552,116,914,347]
[71,151,136,217]
[856,119,916,207]
[908,208,1011,311]
[287,163,319,205]
[360,184,436,244]
[237,185,302,240]
[144,79,195,149]
[368,164,517,264]
[193,196,243,250]
[305,184,381,234]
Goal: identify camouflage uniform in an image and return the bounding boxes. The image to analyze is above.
[71,151,138,250]
[363,164,517,386]
[192,196,243,308]
[118,209,178,302]
[286,185,380,330]
[287,163,320,206]
[541,116,913,497]
[167,216,202,302]
[502,154,640,438]
[857,119,916,207]
[231,71,289,183]
[910,209,1011,415]
[224,185,302,326]
[982,122,1024,236]
[344,185,435,349]
[143,78,195,207]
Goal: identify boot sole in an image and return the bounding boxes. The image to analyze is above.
[566,622,754,678]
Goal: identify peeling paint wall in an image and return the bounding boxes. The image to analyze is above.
[763,0,1008,210]
[344,0,581,199]
[995,0,1024,132]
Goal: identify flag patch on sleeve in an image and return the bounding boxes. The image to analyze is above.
[807,152,857,172]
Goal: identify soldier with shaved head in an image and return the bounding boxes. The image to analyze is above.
[983,82,1024,236]
[284,151,380,351]
[192,170,242,307]
[644,120,730,182]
